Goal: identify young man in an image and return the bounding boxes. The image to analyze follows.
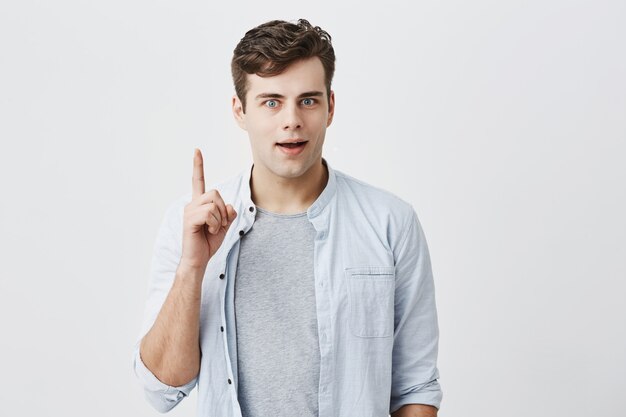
[134,19,442,417]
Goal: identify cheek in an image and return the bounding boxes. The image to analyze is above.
[246,114,273,135]
[309,112,329,131]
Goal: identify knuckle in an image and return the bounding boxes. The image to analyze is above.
[207,189,221,198]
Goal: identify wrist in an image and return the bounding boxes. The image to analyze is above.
[176,262,207,283]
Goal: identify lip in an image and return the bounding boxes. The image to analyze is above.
[276,140,308,156]
[276,138,307,144]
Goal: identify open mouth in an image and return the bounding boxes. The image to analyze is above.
[277,141,307,149]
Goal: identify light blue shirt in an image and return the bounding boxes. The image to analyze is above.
[133,158,443,416]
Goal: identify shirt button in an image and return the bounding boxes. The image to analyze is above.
[228,379,232,384]
[239,230,244,237]
[220,326,224,332]
[219,273,225,279]
[248,206,254,212]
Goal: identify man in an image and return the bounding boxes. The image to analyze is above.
[134,19,442,417]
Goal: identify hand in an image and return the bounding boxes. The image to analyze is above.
[179,148,237,272]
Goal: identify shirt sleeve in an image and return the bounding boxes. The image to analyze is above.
[132,197,198,413]
[389,207,443,414]
[132,342,198,413]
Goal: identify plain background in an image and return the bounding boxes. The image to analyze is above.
[1,0,624,416]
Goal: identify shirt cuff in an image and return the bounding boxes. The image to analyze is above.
[390,379,443,414]
[133,344,198,412]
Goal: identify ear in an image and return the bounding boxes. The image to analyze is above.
[326,90,335,127]
[232,95,247,130]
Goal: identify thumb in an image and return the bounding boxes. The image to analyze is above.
[224,204,238,230]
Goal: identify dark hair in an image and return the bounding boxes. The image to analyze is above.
[231,18,335,113]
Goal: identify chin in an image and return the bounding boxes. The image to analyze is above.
[273,163,309,179]
[277,168,305,179]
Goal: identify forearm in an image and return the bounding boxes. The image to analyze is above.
[391,404,438,417]
[139,264,204,386]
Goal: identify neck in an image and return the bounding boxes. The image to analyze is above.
[250,160,328,214]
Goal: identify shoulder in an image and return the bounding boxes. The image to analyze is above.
[332,168,420,253]
[333,169,415,220]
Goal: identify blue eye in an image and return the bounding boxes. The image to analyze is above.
[302,98,315,106]
[266,100,278,108]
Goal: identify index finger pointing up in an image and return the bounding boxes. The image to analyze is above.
[192,148,205,199]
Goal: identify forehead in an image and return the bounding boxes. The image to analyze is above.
[246,57,326,98]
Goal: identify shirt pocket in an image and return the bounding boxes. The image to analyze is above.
[344,265,396,338]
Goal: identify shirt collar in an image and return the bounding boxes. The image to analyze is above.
[237,157,337,220]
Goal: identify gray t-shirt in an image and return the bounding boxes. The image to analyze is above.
[234,206,320,417]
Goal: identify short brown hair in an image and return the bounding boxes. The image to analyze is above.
[231,19,335,113]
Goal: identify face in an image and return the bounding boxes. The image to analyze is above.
[232,57,335,181]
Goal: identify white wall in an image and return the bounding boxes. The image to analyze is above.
[1,1,624,416]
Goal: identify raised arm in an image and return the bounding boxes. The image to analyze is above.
[134,149,237,412]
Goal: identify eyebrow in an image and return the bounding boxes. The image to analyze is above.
[254,91,324,100]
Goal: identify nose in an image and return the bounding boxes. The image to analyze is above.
[282,102,303,131]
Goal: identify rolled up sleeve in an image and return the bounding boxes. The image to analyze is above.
[133,196,197,413]
[390,207,443,414]
[132,342,198,413]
